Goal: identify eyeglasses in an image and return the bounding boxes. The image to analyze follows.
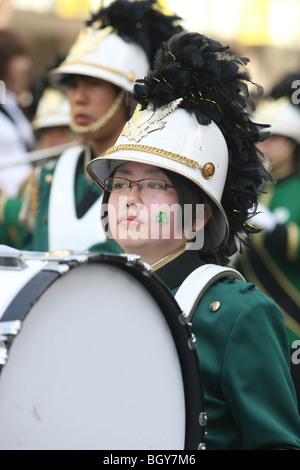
[103,177,174,195]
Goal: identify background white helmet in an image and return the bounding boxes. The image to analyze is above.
[255,97,300,144]
[50,26,149,93]
[50,0,183,93]
[32,87,71,131]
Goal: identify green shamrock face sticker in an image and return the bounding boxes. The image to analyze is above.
[155,211,169,225]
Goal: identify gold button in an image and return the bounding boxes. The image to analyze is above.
[127,71,136,82]
[202,162,215,179]
[44,174,53,184]
[209,301,221,312]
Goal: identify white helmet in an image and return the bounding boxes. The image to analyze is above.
[255,96,300,144]
[32,88,71,131]
[50,0,183,135]
[88,99,229,253]
[50,0,183,94]
[50,26,149,93]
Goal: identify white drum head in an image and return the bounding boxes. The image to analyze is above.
[0,258,201,450]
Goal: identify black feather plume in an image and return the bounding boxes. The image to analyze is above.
[86,0,183,68]
[132,31,273,263]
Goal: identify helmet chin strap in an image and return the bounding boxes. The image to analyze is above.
[70,90,126,134]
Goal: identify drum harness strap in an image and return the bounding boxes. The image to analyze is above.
[175,264,245,323]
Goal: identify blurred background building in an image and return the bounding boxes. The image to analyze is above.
[1,0,300,117]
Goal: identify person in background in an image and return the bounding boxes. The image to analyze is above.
[237,93,300,413]
[87,31,300,449]
[0,29,34,197]
[19,87,76,246]
[0,86,74,249]
[20,0,183,253]
[32,87,73,150]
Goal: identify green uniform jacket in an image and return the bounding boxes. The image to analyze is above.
[238,172,300,346]
[27,159,57,251]
[0,194,23,248]
[155,250,300,450]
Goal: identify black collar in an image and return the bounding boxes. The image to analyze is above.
[155,249,205,290]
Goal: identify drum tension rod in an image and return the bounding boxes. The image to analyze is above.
[188,333,197,350]
[199,411,208,427]
[0,320,22,366]
[179,311,190,326]
[0,320,22,337]
[198,412,208,451]
[0,253,27,270]
[125,254,141,266]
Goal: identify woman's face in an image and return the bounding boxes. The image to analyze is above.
[106,161,189,264]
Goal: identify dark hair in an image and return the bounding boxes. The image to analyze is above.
[101,166,221,264]
[0,30,28,81]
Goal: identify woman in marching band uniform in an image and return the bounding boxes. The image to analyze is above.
[87,31,300,450]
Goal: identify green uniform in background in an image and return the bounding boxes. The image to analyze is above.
[237,170,300,411]
[11,149,122,254]
[0,192,24,249]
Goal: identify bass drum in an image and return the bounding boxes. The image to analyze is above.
[0,249,206,450]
